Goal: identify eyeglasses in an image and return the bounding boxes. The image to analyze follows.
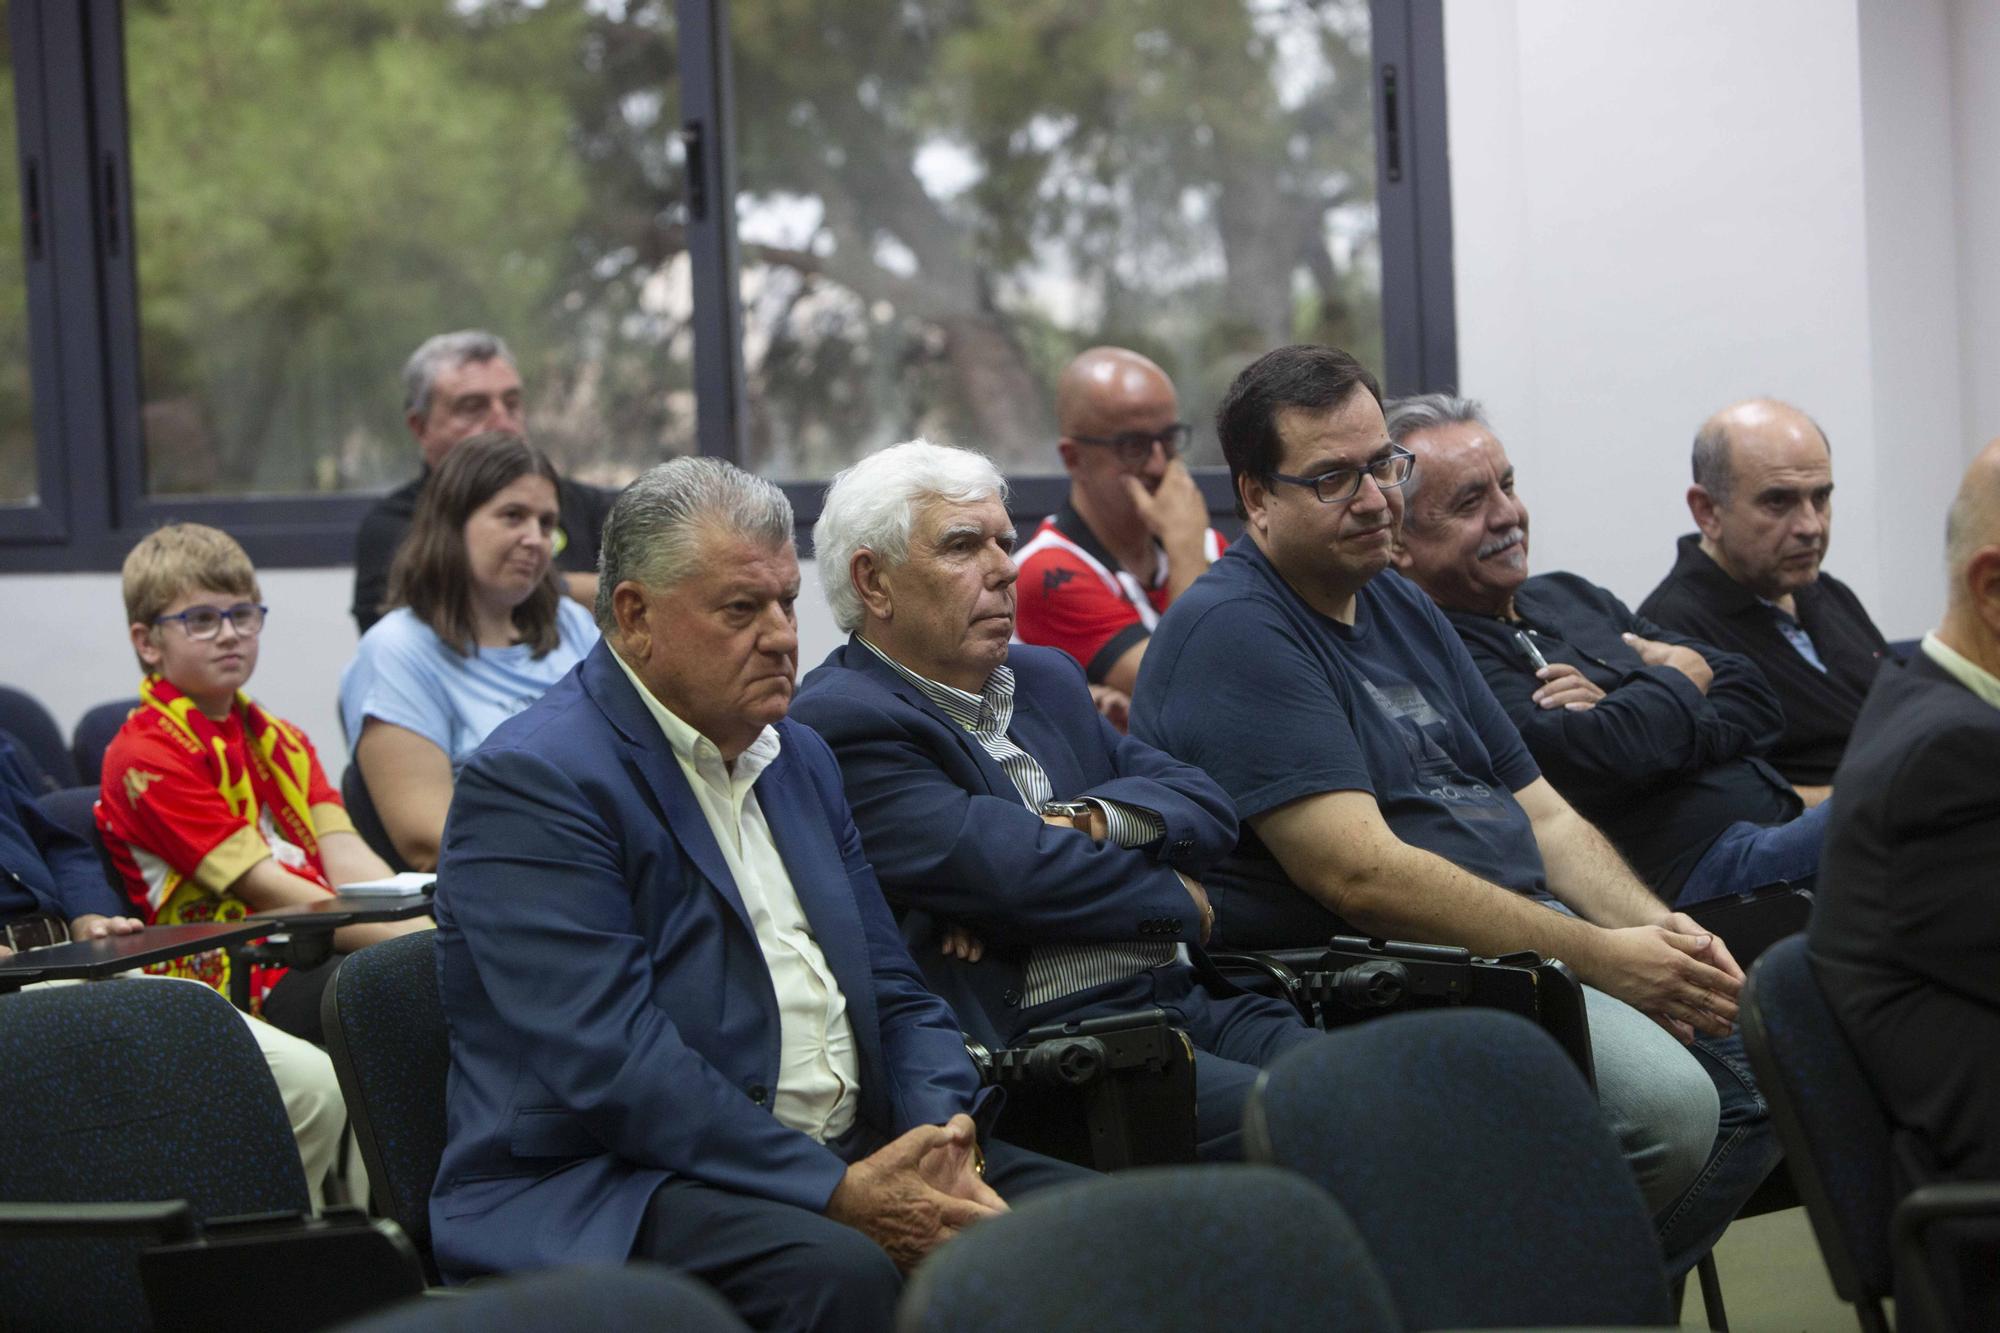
[1267,446,1416,504]
[1066,422,1191,467]
[153,603,268,640]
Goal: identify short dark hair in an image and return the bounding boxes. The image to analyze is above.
[1215,345,1383,518]
[387,431,565,657]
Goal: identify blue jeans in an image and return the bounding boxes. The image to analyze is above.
[1583,988,1781,1280]
[1672,798,1832,907]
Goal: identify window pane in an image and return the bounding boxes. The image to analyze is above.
[122,0,692,497]
[0,3,38,507]
[733,0,1382,481]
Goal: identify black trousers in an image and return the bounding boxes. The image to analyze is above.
[632,1137,1086,1332]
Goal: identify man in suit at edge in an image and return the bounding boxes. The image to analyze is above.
[429,457,1083,1330]
[1810,436,2000,1327]
[791,439,1320,1161]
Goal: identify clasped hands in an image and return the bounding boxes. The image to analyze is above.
[825,1113,1006,1271]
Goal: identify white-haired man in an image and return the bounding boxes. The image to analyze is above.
[790,439,1320,1162]
[350,330,609,632]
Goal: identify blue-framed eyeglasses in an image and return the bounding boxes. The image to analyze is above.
[1267,446,1416,504]
[153,603,268,640]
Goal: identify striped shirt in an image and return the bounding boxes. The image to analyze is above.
[857,637,1178,1007]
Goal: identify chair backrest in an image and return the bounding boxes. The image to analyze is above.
[321,929,448,1265]
[72,696,141,788]
[0,686,79,790]
[0,978,311,1330]
[341,760,414,873]
[1245,1008,1674,1330]
[897,1165,1403,1333]
[336,1263,751,1332]
[36,785,128,900]
[1739,933,1896,1310]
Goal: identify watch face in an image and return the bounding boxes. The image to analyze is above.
[1039,800,1091,819]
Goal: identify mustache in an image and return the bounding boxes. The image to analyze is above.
[1478,527,1526,559]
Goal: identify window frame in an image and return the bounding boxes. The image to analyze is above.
[1,0,1452,571]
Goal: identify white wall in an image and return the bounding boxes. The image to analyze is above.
[1442,0,1991,636]
[1951,0,2000,450]
[0,563,847,781]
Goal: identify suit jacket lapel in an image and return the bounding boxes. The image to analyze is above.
[579,643,756,938]
[843,637,1021,799]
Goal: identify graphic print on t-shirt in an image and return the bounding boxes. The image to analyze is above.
[1357,676,1498,806]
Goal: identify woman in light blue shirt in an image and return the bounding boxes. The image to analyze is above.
[341,433,600,868]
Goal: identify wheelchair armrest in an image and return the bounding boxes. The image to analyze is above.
[1891,1181,2000,1333]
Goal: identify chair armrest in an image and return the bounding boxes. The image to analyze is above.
[1891,1181,2000,1333]
[1207,951,1310,1019]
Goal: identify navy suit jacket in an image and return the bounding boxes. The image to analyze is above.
[791,639,1237,1048]
[430,640,989,1280]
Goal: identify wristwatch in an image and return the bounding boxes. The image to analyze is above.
[1038,799,1094,821]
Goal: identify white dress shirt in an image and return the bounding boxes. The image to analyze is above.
[612,652,861,1142]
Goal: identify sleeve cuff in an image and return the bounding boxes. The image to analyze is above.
[191,825,273,896]
[1086,623,1150,683]
[310,802,356,838]
[1084,797,1165,850]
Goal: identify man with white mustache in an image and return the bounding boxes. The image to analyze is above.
[1385,393,1830,911]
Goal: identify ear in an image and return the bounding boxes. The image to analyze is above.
[610,581,652,657]
[130,622,163,671]
[1239,472,1273,538]
[1687,484,1723,540]
[1388,530,1414,571]
[852,548,894,622]
[406,410,430,444]
[1056,439,1085,473]
[1967,547,2000,639]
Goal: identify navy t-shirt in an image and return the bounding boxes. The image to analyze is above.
[1131,540,1545,940]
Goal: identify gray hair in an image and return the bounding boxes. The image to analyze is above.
[815,439,1009,634]
[402,330,514,418]
[1383,393,1494,514]
[595,457,794,630]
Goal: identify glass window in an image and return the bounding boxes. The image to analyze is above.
[732,0,1383,482]
[0,2,38,507]
[119,0,692,498]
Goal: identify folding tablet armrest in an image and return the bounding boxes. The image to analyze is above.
[1684,883,1813,972]
[0,1199,198,1243]
[1207,951,1310,1020]
[1891,1180,2000,1333]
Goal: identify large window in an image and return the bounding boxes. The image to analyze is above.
[118,0,693,498]
[0,0,1450,569]
[735,0,1385,481]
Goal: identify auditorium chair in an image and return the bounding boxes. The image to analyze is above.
[320,928,450,1281]
[1742,935,2000,1333]
[72,695,141,788]
[1246,1008,1676,1329]
[897,1164,1403,1333]
[0,978,426,1330]
[334,1265,751,1332]
[342,760,415,874]
[0,685,79,790]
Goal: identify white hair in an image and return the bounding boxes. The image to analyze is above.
[814,439,1009,634]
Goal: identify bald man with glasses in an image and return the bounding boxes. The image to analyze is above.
[1014,348,1224,724]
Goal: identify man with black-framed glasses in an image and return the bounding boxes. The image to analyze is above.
[1015,347,1223,725]
[1131,344,1776,1280]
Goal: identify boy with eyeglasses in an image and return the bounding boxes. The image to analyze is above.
[98,523,426,1043]
[1014,347,1224,727]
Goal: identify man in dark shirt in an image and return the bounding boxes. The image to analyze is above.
[1638,398,1887,800]
[350,330,611,634]
[1810,436,2000,1328]
[1385,393,1827,907]
[1132,344,1776,1277]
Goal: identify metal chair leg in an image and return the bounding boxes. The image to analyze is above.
[1697,1250,1729,1331]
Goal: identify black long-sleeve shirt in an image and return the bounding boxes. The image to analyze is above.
[1443,571,1799,899]
[1637,534,1888,785]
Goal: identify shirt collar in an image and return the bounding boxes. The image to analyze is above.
[609,646,782,782]
[1920,632,2000,711]
[856,635,1015,735]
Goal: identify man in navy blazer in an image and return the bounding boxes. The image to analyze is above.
[791,440,1319,1160]
[431,458,1080,1330]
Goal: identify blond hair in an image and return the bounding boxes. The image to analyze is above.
[122,524,261,671]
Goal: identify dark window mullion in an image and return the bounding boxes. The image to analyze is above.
[1371,0,1457,398]
[679,0,747,465]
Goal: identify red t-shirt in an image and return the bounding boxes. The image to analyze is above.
[97,693,347,1006]
[1013,506,1224,682]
